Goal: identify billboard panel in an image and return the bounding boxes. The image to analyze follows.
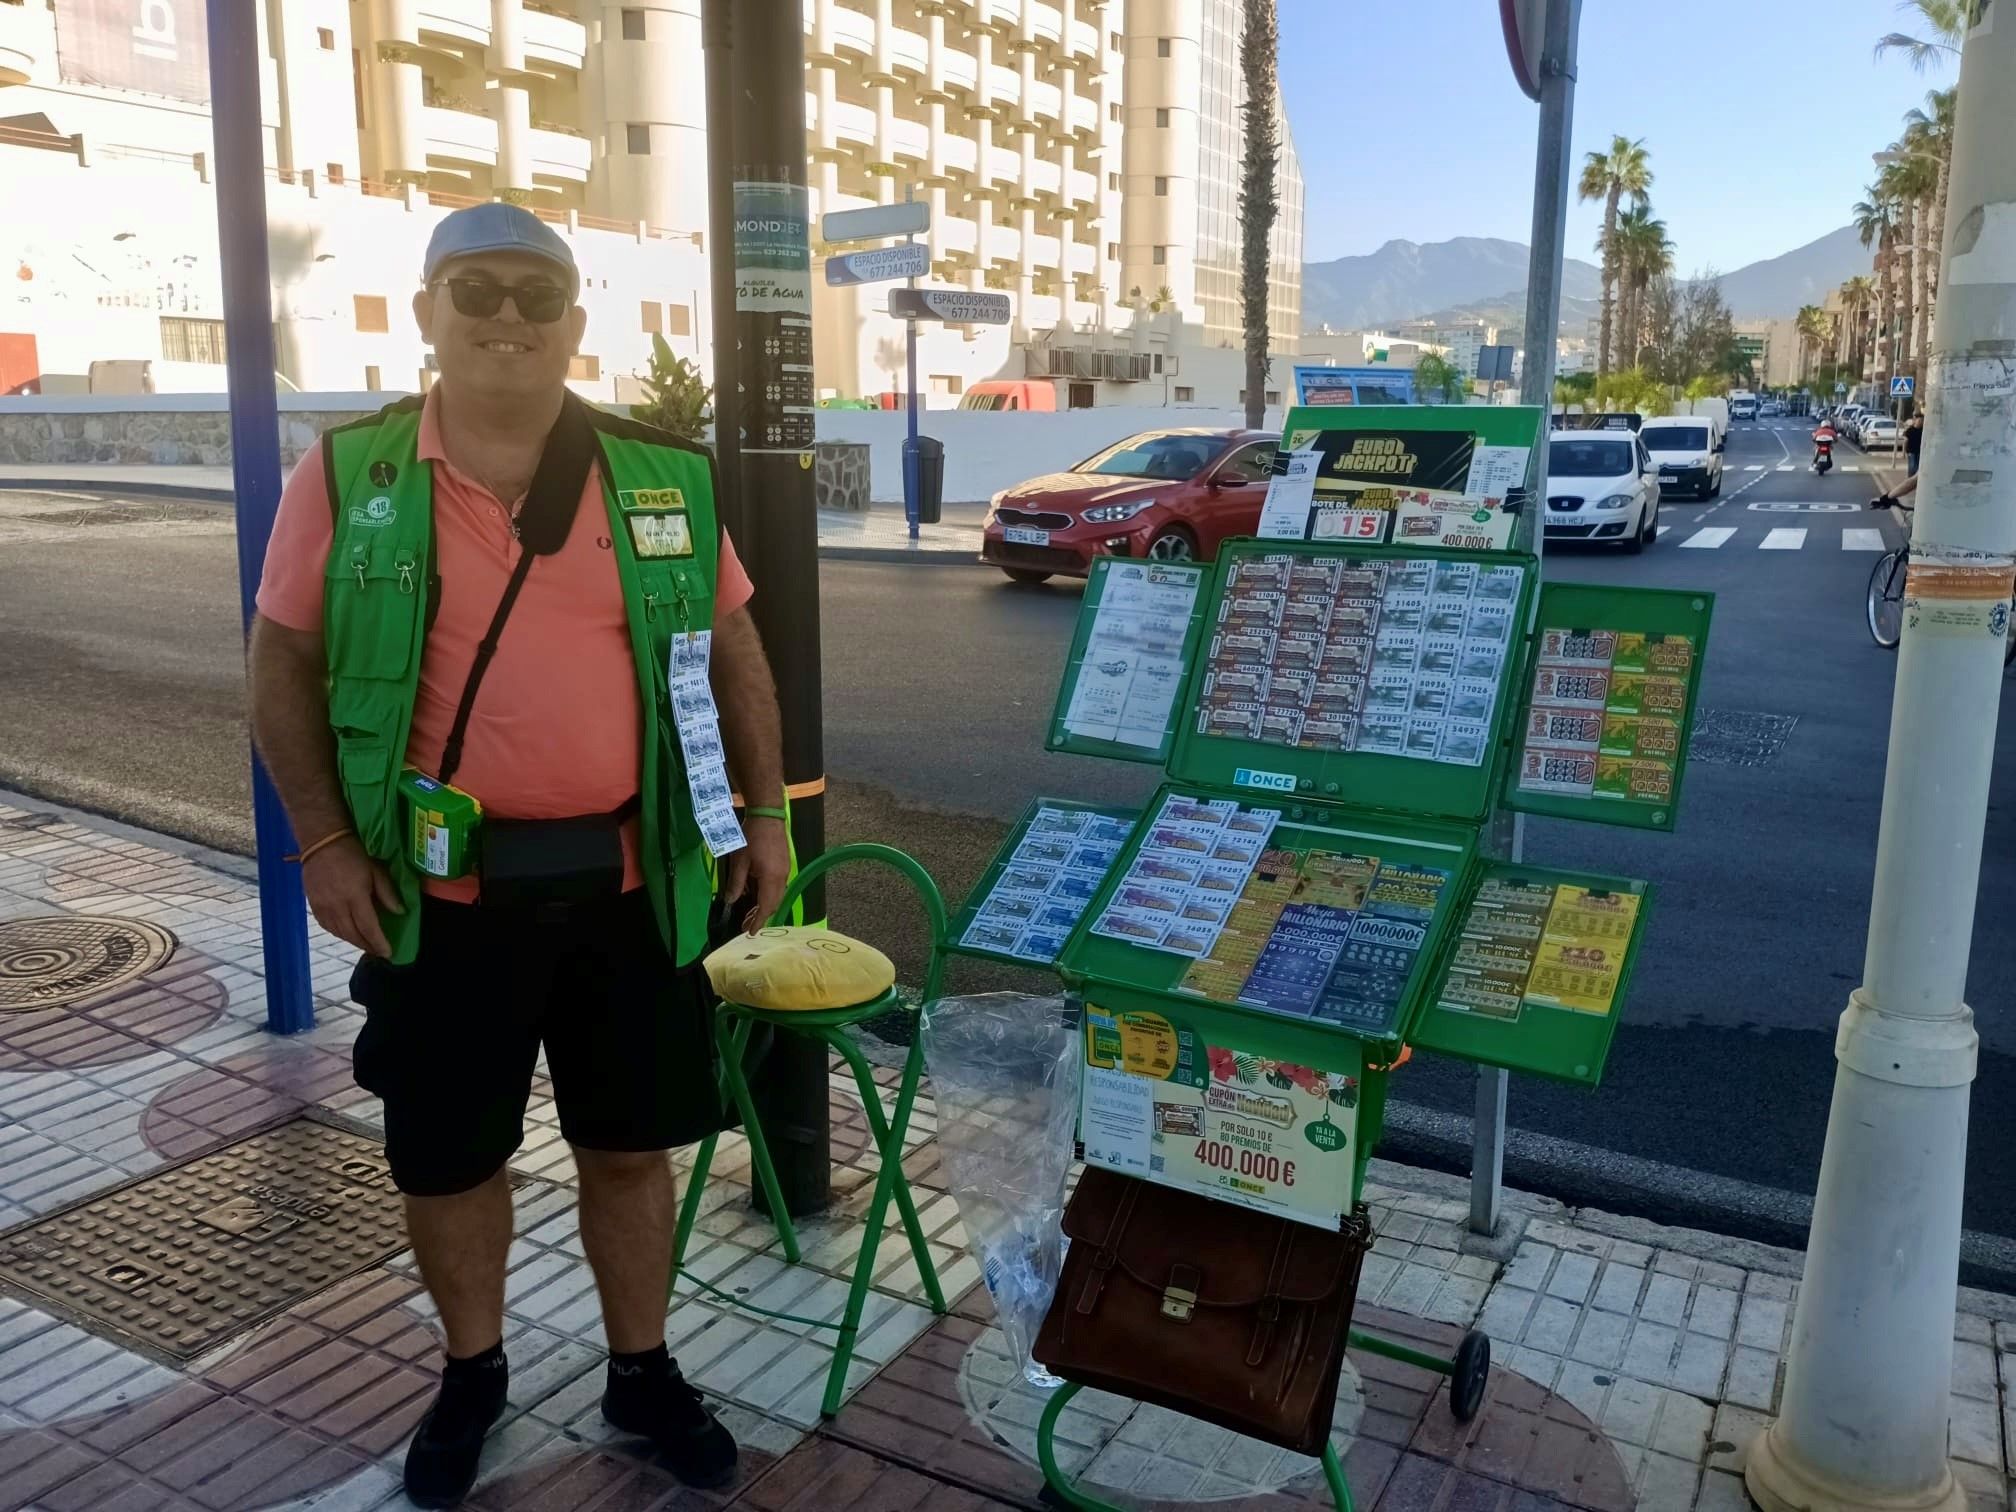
[55,0,211,104]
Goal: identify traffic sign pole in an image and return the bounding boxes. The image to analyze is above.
[905,183,920,542]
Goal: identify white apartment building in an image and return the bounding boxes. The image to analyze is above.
[1396,319,1498,378]
[0,0,1303,408]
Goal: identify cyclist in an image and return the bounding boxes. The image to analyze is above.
[1871,474,1918,509]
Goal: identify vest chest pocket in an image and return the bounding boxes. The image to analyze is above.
[325,539,424,687]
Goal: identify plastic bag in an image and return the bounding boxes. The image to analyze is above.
[920,992,1079,1387]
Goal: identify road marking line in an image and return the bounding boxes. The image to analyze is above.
[1744,465,1764,472]
[1843,528,1887,552]
[1682,527,1736,548]
[1760,528,1807,550]
[1657,525,1673,536]
[1775,464,1795,472]
[1844,465,1860,473]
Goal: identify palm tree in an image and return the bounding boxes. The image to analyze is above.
[1880,153,1939,380]
[1576,136,1652,379]
[1612,202,1673,371]
[1238,0,1279,431]
[1874,0,1965,70]
[1838,275,1876,374]
[1853,186,1900,388]
[1902,86,1957,346]
[1795,305,1831,386]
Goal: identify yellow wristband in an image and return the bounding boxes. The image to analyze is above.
[744,806,789,822]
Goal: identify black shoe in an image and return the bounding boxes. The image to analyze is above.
[404,1348,510,1509]
[601,1354,738,1489]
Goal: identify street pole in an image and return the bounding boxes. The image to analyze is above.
[1746,13,2013,1512]
[205,0,314,1036]
[903,182,920,541]
[701,1,740,542]
[703,0,832,1217]
[1471,0,1579,1236]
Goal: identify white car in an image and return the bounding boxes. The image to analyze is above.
[1639,416,1724,501]
[1545,433,1661,553]
[1859,417,1901,451]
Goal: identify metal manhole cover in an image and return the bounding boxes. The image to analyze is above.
[0,1118,407,1362]
[0,916,177,1013]
[1688,710,1800,768]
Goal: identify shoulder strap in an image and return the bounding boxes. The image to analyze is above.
[436,394,598,788]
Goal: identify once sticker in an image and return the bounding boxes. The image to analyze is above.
[619,487,687,511]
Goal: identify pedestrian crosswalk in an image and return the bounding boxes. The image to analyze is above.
[1659,525,1891,551]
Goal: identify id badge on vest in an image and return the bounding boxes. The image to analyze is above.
[669,632,747,858]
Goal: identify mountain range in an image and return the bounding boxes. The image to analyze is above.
[1300,225,1870,335]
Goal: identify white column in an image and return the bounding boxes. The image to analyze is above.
[1745,15,2015,1512]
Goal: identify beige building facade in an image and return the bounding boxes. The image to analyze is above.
[0,0,1302,407]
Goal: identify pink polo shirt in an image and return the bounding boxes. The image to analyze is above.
[257,388,753,899]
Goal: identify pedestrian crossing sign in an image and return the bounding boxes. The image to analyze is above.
[1891,376,1915,397]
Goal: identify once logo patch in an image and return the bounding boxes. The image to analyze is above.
[619,487,686,511]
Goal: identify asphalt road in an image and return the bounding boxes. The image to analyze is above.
[11,424,2016,1274]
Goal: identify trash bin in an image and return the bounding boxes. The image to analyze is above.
[902,434,944,525]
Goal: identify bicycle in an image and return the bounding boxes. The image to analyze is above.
[1865,497,1909,648]
[1866,495,2016,667]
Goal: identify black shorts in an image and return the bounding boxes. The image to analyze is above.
[350,891,721,1196]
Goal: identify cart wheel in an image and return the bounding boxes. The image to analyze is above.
[1451,1331,1490,1422]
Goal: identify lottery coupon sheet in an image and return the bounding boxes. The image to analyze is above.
[1435,878,1641,1023]
[1195,552,1524,766]
[1172,843,1453,1037]
[1080,1001,1360,1229]
[667,632,746,860]
[1516,628,1696,806]
[1060,560,1205,750]
[960,806,1136,963]
[1089,794,1280,957]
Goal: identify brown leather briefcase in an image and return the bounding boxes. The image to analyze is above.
[1032,1167,1373,1455]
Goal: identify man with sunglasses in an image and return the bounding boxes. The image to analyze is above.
[248,203,788,1505]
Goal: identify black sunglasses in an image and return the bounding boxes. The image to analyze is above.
[433,276,570,324]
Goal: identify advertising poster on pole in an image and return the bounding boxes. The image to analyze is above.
[732,180,815,452]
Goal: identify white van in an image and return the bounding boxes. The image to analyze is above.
[1640,416,1724,500]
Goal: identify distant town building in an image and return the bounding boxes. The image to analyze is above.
[0,0,1303,407]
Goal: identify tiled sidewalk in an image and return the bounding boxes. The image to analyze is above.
[1,790,2013,1512]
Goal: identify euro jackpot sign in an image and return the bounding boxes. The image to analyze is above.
[1291,429,1479,496]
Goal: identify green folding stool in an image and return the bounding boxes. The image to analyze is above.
[668,843,950,1419]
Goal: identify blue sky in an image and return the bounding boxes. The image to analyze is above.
[1278,0,1956,273]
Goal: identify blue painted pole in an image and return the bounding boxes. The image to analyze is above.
[205,0,315,1035]
[903,183,920,541]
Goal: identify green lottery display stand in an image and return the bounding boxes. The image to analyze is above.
[946,407,1714,1512]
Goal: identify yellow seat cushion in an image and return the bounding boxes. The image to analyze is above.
[703,926,897,1012]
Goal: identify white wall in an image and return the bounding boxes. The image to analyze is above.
[815,405,1280,504]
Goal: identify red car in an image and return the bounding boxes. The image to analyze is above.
[979,427,1280,584]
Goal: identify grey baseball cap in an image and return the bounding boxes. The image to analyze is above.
[423,203,579,298]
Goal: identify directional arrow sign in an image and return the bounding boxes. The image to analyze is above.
[1890,375,1916,398]
[825,242,930,287]
[890,287,1012,324]
[821,201,930,243]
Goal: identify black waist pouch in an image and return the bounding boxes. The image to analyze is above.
[477,802,634,910]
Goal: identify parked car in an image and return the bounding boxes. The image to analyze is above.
[1639,417,1724,500]
[1544,433,1661,553]
[980,427,1279,584]
[1859,416,1901,451]
[1835,404,1869,438]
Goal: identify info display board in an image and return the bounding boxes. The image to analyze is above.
[1060,787,1478,1049]
[1504,583,1715,831]
[1259,406,1542,552]
[1047,558,1212,764]
[1164,540,1536,824]
[1079,995,1365,1229]
[949,797,1139,966]
[1410,863,1653,1086]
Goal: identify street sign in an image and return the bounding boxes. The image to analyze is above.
[1835,382,1849,395]
[1499,0,1545,100]
[890,287,1012,324]
[825,242,930,287]
[1890,375,1916,398]
[821,201,930,243]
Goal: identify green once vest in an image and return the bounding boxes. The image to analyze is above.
[320,395,722,966]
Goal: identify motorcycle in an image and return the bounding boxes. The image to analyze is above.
[1812,440,1833,476]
